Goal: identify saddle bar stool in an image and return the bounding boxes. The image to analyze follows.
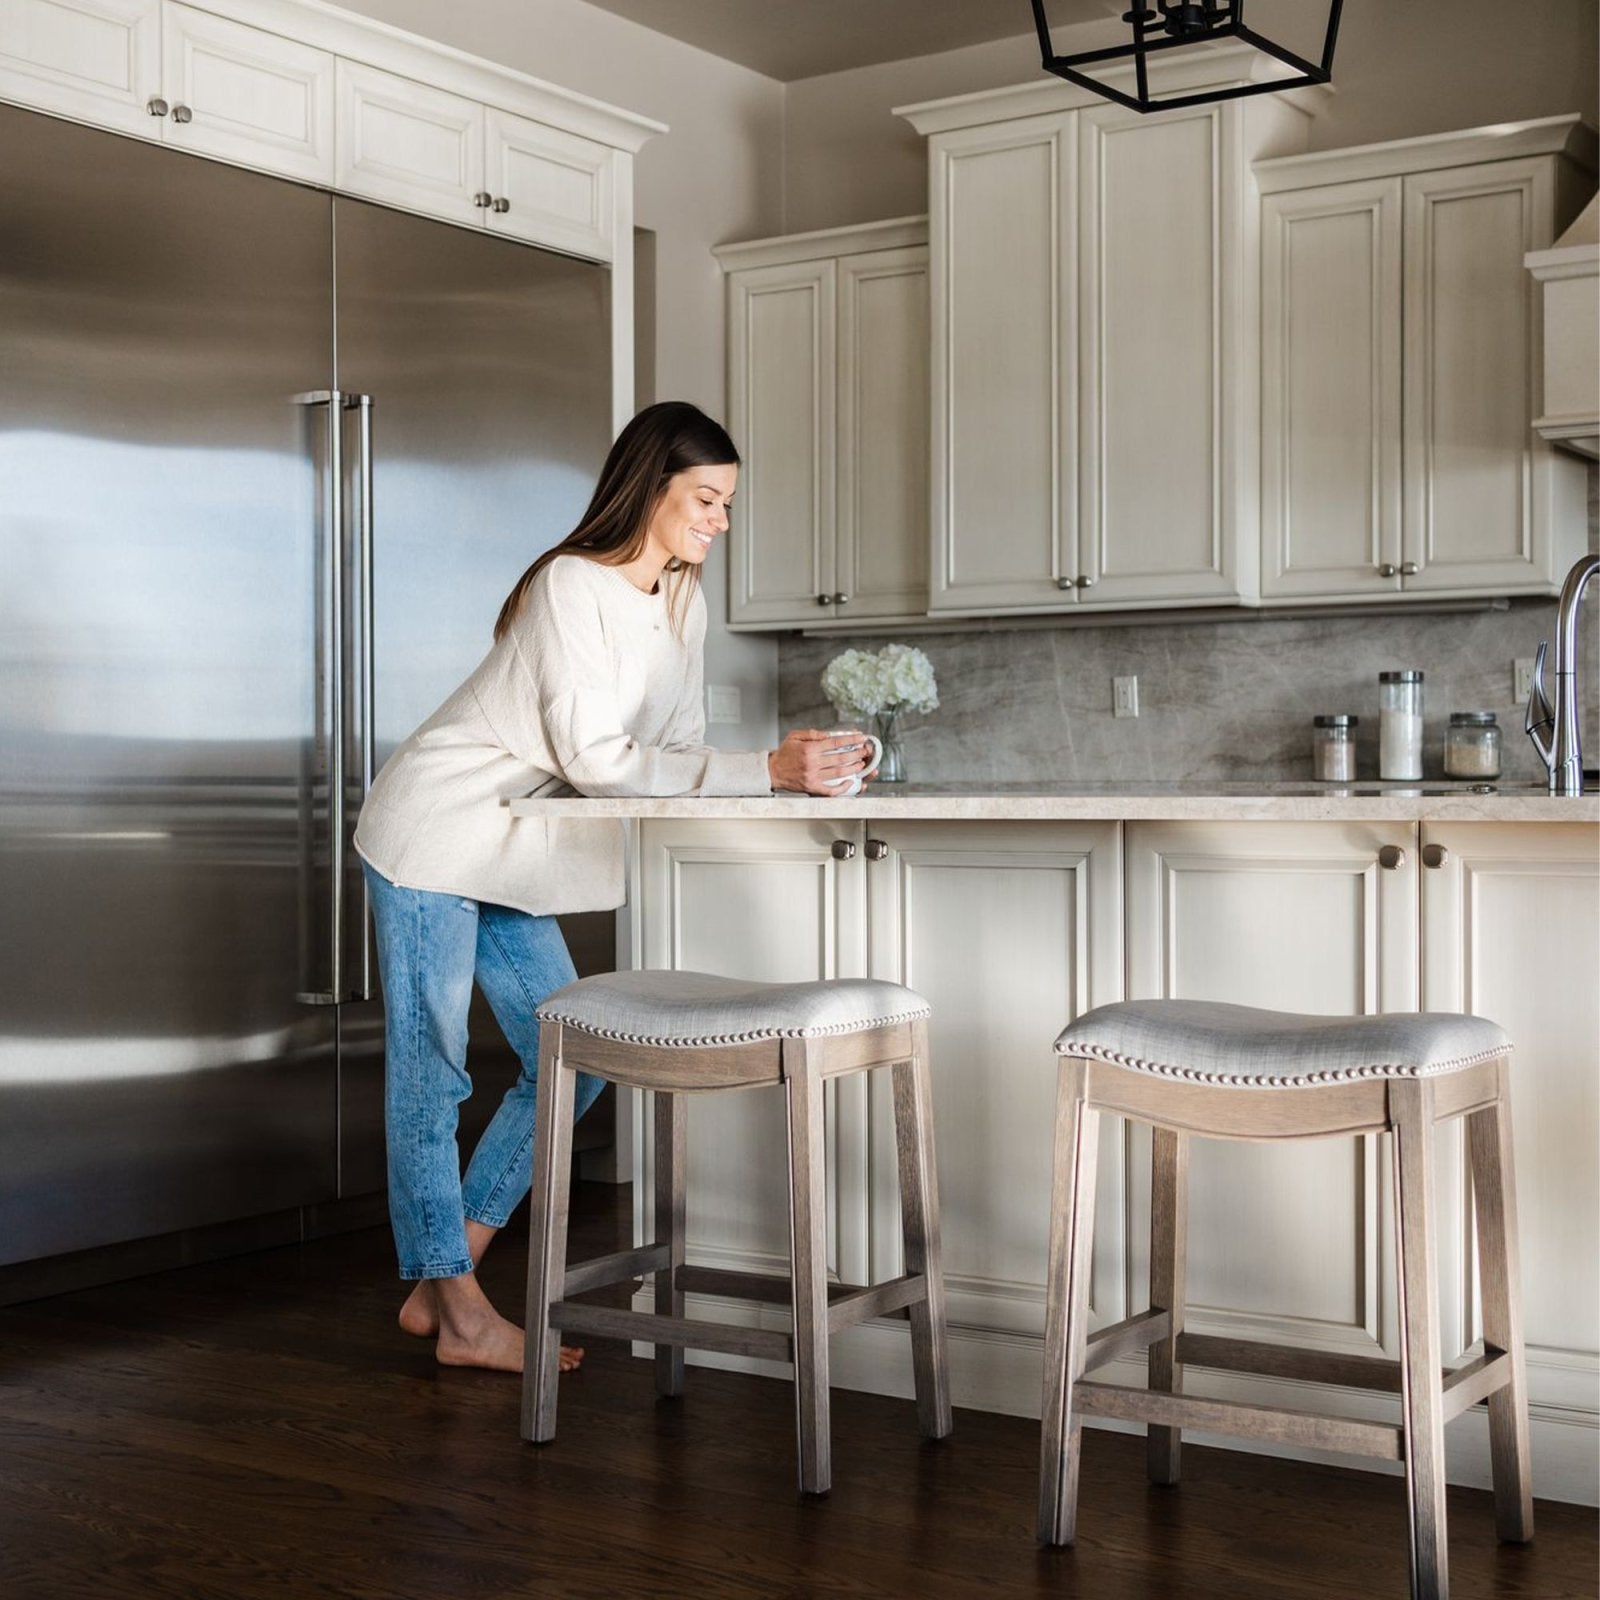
[1040,999,1532,1600]
[521,969,953,1495]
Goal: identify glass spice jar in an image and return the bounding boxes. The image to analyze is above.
[1444,711,1501,780]
[1379,670,1424,780]
[1312,715,1359,782]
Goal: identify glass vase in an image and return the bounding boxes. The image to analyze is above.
[873,710,907,783]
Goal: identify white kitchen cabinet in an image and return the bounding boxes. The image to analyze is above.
[1419,822,1599,1469]
[1258,121,1595,603]
[636,819,868,1284]
[0,0,332,178]
[904,66,1311,617]
[0,0,161,137]
[0,0,644,266]
[717,219,928,629]
[484,105,613,262]
[334,58,484,227]
[633,817,1121,1375]
[1125,820,1421,1364]
[161,2,332,183]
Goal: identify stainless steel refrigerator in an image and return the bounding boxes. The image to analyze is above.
[0,102,612,1267]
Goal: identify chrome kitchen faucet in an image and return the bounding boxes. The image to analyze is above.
[1526,552,1599,795]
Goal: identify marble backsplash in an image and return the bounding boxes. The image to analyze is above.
[778,480,1600,786]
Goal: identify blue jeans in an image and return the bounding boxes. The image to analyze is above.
[363,863,604,1280]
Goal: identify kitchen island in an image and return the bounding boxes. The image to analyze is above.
[510,785,1599,1505]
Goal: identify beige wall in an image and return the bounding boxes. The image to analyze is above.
[781,0,1600,232]
[331,0,788,746]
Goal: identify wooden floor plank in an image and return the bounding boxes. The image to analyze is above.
[0,1181,1593,1600]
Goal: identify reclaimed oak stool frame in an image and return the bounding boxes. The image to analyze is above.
[520,971,953,1495]
[1039,1000,1532,1600]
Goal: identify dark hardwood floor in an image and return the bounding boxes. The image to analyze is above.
[1,1181,1594,1600]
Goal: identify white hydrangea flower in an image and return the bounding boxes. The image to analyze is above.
[821,644,937,720]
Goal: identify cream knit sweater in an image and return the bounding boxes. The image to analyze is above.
[354,554,772,915]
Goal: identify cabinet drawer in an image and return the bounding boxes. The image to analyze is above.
[162,3,332,183]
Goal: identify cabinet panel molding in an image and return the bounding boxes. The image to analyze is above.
[0,0,161,134]
[485,105,612,261]
[162,2,332,182]
[1261,178,1403,598]
[334,58,484,225]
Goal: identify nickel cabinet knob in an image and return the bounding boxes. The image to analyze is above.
[492,197,511,214]
[1378,844,1407,870]
[830,839,856,861]
[864,839,889,861]
[147,96,169,117]
[1056,576,1075,591]
[1422,843,1449,869]
[1076,575,1095,588]
[473,192,493,208]
[1400,561,1419,576]
[816,593,834,606]
[1378,563,1398,578]
[171,104,193,124]
[832,592,849,606]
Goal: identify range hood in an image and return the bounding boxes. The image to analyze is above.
[1527,193,1599,459]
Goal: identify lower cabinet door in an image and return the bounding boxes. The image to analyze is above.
[636,819,867,1289]
[1125,820,1420,1363]
[864,822,1123,1346]
[1420,820,1599,1497]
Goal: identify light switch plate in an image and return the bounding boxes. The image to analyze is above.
[1113,675,1139,718]
[706,684,742,724]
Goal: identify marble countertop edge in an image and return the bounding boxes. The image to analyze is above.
[507,784,1600,823]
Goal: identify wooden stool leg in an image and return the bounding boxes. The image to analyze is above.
[522,1025,576,1445]
[1038,1055,1101,1546]
[891,1017,953,1440]
[1391,1078,1448,1600]
[654,1089,687,1398]
[1466,1059,1534,1543]
[1147,1126,1188,1485]
[785,1043,831,1495]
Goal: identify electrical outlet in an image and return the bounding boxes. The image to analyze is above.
[1112,675,1139,718]
[1512,658,1536,705]
[706,684,742,724]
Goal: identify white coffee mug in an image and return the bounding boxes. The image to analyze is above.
[821,728,883,797]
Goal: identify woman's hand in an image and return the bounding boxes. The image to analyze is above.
[768,729,877,795]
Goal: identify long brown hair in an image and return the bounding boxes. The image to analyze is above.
[494,401,741,641]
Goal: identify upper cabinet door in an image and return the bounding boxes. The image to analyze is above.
[1077,103,1236,606]
[0,0,160,136]
[335,59,484,227]
[929,118,1076,613]
[726,257,837,626]
[1400,157,1560,594]
[161,3,332,183]
[1260,177,1404,599]
[836,245,929,623]
[483,106,612,262]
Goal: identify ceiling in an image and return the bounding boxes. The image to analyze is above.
[578,0,1121,83]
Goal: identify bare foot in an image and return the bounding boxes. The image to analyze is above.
[433,1306,585,1374]
[404,1280,584,1371]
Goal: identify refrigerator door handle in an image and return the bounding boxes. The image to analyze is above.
[347,392,376,1001]
[294,388,345,1006]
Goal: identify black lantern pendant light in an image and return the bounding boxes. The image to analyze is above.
[1029,0,1343,114]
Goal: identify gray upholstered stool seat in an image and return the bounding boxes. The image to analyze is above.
[1040,999,1531,1600]
[537,970,931,1048]
[1054,999,1511,1087]
[521,969,951,1497]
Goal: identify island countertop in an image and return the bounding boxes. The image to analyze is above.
[508,780,1600,823]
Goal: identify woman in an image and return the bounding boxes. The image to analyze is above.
[354,401,874,1375]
